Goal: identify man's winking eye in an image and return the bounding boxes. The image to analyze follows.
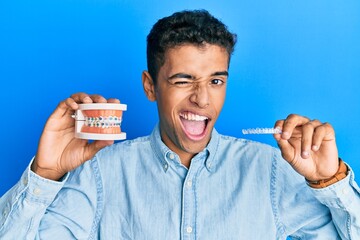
[167,71,228,87]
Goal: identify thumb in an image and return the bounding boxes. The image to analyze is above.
[276,138,296,164]
[83,140,114,161]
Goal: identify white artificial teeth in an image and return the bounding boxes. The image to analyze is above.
[85,116,122,128]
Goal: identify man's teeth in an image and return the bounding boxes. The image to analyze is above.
[180,112,208,121]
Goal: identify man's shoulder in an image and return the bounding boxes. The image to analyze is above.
[92,135,151,165]
[213,133,280,167]
[105,134,151,152]
[209,133,280,177]
[217,133,278,153]
[83,135,152,179]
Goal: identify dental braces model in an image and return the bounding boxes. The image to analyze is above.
[242,127,282,135]
[74,103,127,140]
[84,116,122,128]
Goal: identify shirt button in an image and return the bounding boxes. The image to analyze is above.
[23,177,28,185]
[186,226,193,233]
[169,153,175,160]
[2,209,8,217]
[186,180,192,188]
[33,188,41,195]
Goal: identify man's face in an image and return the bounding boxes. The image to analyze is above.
[147,44,229,162]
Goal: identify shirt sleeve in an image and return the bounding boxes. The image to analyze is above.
[308,164,360,239]
[0,158,68,238]
[272,149,360,239]
[0,157,102,239]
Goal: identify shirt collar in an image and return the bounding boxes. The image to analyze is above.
[150,123,220,173]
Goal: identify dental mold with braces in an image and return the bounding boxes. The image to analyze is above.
[84,116,122,128]
[74,103,127,140]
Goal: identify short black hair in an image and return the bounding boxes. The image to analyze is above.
[146,9,237,83]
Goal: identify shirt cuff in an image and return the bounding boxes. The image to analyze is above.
[23,157,69,205]
[309,165,360,209]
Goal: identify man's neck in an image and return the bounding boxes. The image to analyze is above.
[178,152,194,168]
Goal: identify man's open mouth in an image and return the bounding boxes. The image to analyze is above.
[179,111,210,140]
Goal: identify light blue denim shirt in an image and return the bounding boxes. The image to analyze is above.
[1,125,360,239]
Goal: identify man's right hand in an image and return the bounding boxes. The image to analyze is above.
[31,92,119,181]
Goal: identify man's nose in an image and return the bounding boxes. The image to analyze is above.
[189,84,210,108]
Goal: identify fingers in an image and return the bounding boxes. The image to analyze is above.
[70,92,93,104]
[49,92,121,128]
[50,92,121,127]
[275,114,310,140]
[88,94,107,103]
[50,100,73,119]
[311,122,335,146]
[273,120,284,141]
[107,98,121,103]
[70,92,120,104]
[49,92,121,129]
[300,120,322,158]
[274,114,336,159]
[276,137,296,164]
[70,92,107,104]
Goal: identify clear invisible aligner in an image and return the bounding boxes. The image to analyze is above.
[242,127,282,135]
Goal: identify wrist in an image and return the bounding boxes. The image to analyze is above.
[31,160,65,181]
[306,158,348,189]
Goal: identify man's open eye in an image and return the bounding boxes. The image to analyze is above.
[211,79,224,85]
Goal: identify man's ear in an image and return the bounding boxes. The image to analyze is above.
[142,71,156,101]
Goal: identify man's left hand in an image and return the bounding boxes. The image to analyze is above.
[274,114,339,182]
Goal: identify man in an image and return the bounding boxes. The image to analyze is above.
[1,10,359,239]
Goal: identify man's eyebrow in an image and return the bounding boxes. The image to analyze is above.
[168,71,228,80]
[211,71,229,77]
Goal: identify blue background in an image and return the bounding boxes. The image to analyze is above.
[0,0,359,199]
